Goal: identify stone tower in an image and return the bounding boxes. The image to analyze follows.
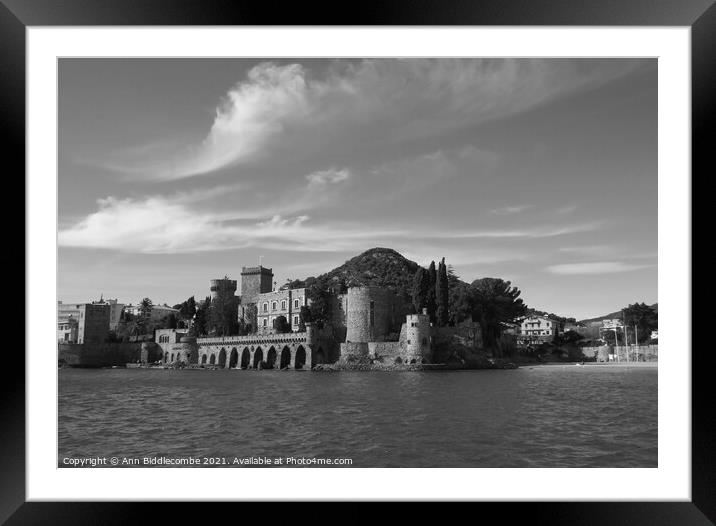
[404,309,432,363]
[210,278,237,300]
[345,286,393,343]
[240,266,274,305]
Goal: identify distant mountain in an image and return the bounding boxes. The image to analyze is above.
[579,303,658,325]
[304,247,423,302]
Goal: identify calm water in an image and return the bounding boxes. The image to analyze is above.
[58,365,657,467]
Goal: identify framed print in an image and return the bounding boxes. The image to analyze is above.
[6,0,711,522]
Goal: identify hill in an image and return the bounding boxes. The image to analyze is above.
[303,247,423,303]
[579,303,658,325]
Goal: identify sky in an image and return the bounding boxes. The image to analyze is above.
[58,58,657,319]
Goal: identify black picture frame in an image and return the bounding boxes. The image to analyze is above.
[5,0,710,522]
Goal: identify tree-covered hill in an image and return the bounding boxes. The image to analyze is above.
[578,303,658,326]
[302,247,422,303]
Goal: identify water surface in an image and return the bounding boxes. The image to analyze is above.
[58,365,657,467]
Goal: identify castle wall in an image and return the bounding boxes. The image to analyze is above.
[58,342,142,367]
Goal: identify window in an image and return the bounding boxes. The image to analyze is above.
[294,299,299,308]
[281,300,286,310]
[294,315,299,325]
[263,318,267,327]
[272,301,277,311]
[263,303,268,312]
[369,301,375,327]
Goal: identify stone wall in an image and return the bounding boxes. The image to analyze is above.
[58,342,142,367]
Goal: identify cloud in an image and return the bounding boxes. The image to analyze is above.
[555,205,578,215]
[58,194,407,254]
[490,205,533,215]
[545,261,654,275]
[437,221,604,240]
[306,168,351,188]
[101,58,642,180]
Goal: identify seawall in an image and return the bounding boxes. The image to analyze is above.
[58,342,143,368]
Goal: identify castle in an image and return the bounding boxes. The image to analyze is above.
[149,265,434,369]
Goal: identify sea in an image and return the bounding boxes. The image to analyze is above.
[58,364,657,468]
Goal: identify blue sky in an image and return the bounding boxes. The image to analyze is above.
[58,58,657,319]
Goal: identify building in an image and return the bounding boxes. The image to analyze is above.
[124,303,180,323]
[518,315,560,345]
[154,328,191,363]
[57,301,111,344]
[58,302,111,344]
[57,317,78,343]
[256,288,309,333]
[92,297,124,331]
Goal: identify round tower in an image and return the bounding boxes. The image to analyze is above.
[210,278,237,300]
[345,286,392,343]
[177,336,199,364]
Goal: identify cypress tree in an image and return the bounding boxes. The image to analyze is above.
[426,261,437,324]
[436,257,449,326]
[411,267,431,313]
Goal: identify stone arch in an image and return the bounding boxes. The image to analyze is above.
[229,348,238,369]
[164,351,169,363]
[266,347,277,369]
[218,348,227,368]
[295,345,306,370]
[209,354,216,365]
[170,353,174,362]
[280,346,291,369]
[395,357,403,364]
[253,347,264,369]
[201,354,207,365]
[241,347,251,369]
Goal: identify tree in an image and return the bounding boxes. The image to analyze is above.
[298,305,311,331]
[426,261,437,324]
[135,298,153,335]
[165,313,178,329]
[447,268,473,326]
[209,285,238,336]
[624,303,658,343]
[436,257,449,326]
[411,267,431,314]
[178,296,197,321]
[189,297,210,337]
[470,278,527,356]
[273,315,291,334]
[139,298,153,319]
[306,284,332,328]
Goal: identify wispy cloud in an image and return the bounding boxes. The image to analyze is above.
[545,261,654,275]
[555,205,578,215]
[95,59,641,181]
[306,168,351,188]
[57,194,407,254]
[436,221,604,240]
[490,205,534,215]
